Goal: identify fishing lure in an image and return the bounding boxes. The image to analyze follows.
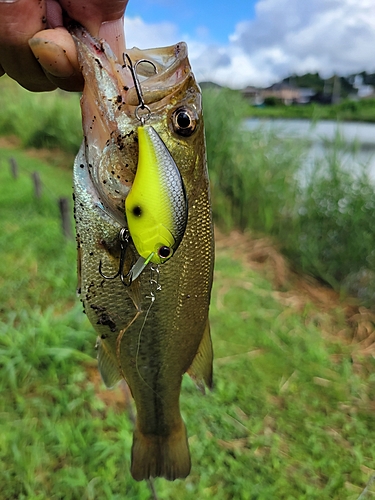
[98,55,188,285]
[124,55,188,268]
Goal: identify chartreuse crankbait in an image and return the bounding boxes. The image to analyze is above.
[124,55,187,273]
[125,124,187,265]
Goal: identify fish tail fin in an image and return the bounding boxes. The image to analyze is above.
[131,419,191,481]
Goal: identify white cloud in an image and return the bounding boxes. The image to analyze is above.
[124,16,179,49]
[126,1,375,89]
[228,0,375,86]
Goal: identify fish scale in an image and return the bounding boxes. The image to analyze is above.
[71,25,214,481]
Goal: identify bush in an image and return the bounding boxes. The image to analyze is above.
[203,88,303,234]
[264,96,281,107]
[283,134,375,302]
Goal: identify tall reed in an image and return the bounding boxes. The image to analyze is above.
[203,87,303,235]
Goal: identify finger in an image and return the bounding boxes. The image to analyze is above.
[59,0,129,36]
[98,18,126,62]
[45,0,63,29]
[0,0,56,91]
[29,27,84,91]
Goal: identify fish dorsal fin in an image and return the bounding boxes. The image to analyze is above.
[96,337,122,388]
[187,320,213,393]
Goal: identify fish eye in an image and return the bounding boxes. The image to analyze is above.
[171,107,197,137]
[158,246,172,259]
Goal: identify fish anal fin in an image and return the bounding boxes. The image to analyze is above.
[131,420,191,481]
[187,319,213,393]
[96,337,122,389]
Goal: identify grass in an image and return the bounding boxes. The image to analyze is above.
[1,144,375,498]
[247,98,375,123]
[0,76,82,154]
[282,136,375,298]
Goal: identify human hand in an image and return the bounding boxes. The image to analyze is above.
[0,0,129,92]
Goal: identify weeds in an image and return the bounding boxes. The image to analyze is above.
[0,76,81,153]
[284,135,375,301]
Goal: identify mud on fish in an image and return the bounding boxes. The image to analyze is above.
[71,25,214,481]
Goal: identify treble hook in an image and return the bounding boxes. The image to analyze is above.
[99,228,133,286]
[123,53,157,124]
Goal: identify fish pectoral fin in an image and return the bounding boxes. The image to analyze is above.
[187,319,213,394]
[96,337,122,389]
[131,420,191,481]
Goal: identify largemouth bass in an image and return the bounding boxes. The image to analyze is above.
[71,26,214,481]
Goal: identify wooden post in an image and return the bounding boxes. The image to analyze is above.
[31,171,42,198]
[58,197,73,239]
[9,158,18,179]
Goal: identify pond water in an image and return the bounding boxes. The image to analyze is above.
[245,118,375,179]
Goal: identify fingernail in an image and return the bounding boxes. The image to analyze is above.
[0,0,21,3]
[29,37,75,78]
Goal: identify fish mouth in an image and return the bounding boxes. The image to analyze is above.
[70,25,192,224]
[124,43,191,107]
[71,25,192,136]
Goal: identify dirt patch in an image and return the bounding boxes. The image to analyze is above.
[215,228,375,354]
[86,363,135,417]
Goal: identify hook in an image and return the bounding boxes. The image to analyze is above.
[98,228,155,286]
[99,228,133,286]
[123,53,157,125]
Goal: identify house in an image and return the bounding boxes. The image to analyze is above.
[241,83,316,106]
[241,85,264,105]
[262,83,307,105]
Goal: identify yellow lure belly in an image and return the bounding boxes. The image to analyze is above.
[125,125,187,264]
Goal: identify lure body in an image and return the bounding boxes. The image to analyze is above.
[125,125,187,264]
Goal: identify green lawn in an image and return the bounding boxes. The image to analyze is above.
[1,148,375,499]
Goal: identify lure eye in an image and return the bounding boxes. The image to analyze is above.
[171,107,197,137]
[158,246,172,259]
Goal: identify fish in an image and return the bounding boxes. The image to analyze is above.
[71,25,214,481]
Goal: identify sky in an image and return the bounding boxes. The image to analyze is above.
[124,0,375,89]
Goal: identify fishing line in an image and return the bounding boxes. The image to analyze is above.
[134,265,165,401]
[114,264,164,401]
[116,310,142,381]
